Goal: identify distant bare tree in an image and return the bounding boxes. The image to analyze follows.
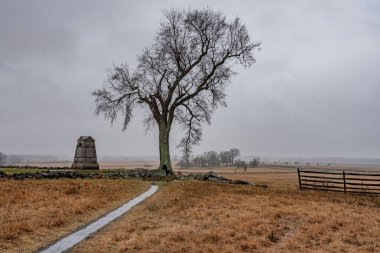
[229,148,240,166]
[177,158,189,169]
[242,161,248,172]
[235,159,247,172]
[93,8,260,175]
[249,158,260,168]
[0,152,6,166]
[207,151,219,167]
[219,151,230,166]
[6,155,23,165]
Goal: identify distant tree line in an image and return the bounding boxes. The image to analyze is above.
[177,148,260,169]
[178,148,239,168]
[0,152,23,165]
[234,158,260,171]
[0,152,7,166]
[0,153,71,166]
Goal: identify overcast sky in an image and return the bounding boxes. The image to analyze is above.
[1,0,380,158]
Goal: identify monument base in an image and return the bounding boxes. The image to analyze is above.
[71,163,99,170]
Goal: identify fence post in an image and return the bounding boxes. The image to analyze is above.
[297,168,302,190]
[343,170,346,194]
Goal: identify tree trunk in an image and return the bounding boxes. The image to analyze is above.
[158,120,174,176]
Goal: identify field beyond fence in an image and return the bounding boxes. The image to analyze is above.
[298,168,380,195]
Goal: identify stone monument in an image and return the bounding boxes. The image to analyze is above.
[72,136,99,170]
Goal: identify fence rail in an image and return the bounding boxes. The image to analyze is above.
[297,168,380,195]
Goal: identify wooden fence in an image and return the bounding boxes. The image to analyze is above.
[297,168,380,195]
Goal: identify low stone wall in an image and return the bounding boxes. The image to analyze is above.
[0,165,70,170]
[176,171,256,185]
[0,169,256,185]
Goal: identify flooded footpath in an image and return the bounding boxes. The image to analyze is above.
[40,184,158,253]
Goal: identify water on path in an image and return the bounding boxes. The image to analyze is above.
[40,184,158,253]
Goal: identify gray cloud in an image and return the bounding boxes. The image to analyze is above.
[1,0,379,158]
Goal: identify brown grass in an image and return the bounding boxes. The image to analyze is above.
[71,180,380,253]
[0,179,150,253]
[179,167,298,185]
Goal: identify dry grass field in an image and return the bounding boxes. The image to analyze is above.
[70,180,380,253]
[0,179,150,253]
[2,163,380,252]
[178,167,299,186]
[176,163,380,185]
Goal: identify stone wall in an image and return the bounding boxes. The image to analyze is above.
[0,169,258,186]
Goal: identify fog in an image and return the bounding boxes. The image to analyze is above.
[0,0,379,159]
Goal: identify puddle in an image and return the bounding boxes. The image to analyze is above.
[40,184,158,253]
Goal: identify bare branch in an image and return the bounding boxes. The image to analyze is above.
[93,8,260,164]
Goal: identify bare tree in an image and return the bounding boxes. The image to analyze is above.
[206,151,219,167]
[243,162,248,172]
[241,161,248,172]
[192,155,207,167]
[219,151,230,166]
[249,158,260,168]
[93,8,260,175]
[0,152,6,166]
[235,159,247,171]
[229,148,240,166]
